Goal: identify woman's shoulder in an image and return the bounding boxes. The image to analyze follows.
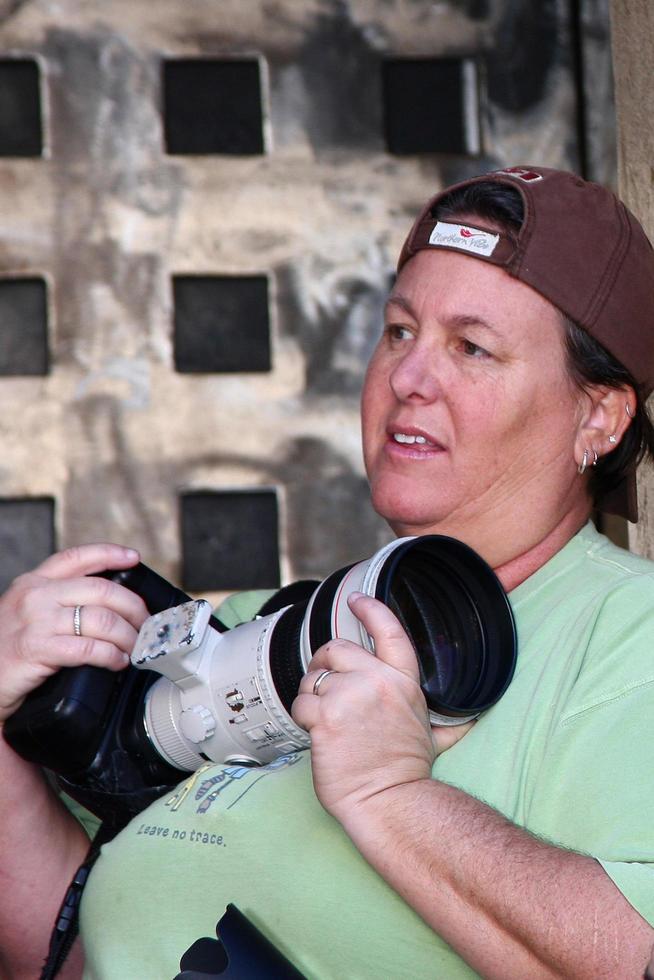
[550,525,654,715]
[577,524,654,617]
[511,521,654,622]
[580,521,654,580]
[513,521,654,694]
[528,520,654,600]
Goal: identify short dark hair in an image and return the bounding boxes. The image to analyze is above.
[432,180,654,508]
[562,318,654,502]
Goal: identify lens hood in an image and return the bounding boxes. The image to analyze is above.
[373,535,517,722]
[302,534,516,724]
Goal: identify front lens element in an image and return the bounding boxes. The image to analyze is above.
[377,536,516,717]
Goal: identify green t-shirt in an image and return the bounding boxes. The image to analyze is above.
[78,523,654,978]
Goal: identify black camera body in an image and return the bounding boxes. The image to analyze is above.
[3,564,232,824]
[175,904,306,979]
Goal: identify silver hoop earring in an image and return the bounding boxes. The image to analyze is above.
[578,449,589,475]
[626,404,635,419]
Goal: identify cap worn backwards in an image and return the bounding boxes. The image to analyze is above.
[398,165,654,521]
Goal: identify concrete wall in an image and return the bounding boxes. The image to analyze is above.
[611,0,654,559]
[0,0,610,600]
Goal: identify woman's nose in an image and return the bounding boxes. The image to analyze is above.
[389,346,441,402]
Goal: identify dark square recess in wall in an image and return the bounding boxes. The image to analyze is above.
[173,275,271,373]
[0,59,42,157]
[0,278,49,375]
[382,57,479,156]
[0,498,54,592]
[163,59,264,155]
[181,490,280,592]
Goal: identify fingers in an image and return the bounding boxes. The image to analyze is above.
[30,543,141,582]
[292,668,342,732]
[13,592,143,679]
[346,592,421,682]
[9,544,148,633]
[59,602,142,654]
[301,638,376,677]
[295,590,424,716]
[293,625,423,736]
[15,570,149,674]
[293,637,374,732]
[0,544,148,723]
[431,719,476,756]
[0,620,134,725]
[30,634,133,675]
[310,668,338,697]
[38,575,149,632]
[291,622,437,821]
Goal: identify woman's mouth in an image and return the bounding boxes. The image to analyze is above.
[392,432,434,446]
[388,431,445,454]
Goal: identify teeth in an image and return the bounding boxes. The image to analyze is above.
[394,433,429,445]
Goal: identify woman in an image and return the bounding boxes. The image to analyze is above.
[1,166,654,978]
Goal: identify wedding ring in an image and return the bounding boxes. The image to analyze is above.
[312,669,336,696]
[73,604,84,637]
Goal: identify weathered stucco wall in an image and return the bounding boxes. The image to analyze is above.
[610,0,654,559]
[0,0,607,598]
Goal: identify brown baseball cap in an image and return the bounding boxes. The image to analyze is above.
[397,165,654,522]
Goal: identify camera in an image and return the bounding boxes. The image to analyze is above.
[4,534,516,825]
[175,903,305,979]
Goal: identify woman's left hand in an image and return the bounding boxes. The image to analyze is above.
[291,592,473,827]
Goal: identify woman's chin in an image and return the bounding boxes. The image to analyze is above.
[368,470,456,522]
[372,495,451,538]
[371,489,476,541]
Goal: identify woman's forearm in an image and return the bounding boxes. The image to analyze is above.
[0,734,89,979]
[343,776,654,980]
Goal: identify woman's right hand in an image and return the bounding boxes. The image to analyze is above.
[0,542,149,725]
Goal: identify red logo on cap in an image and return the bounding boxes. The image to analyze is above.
[495,167,543,182]
[460,228,484,239]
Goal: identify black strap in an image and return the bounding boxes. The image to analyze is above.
[40,821,118,980]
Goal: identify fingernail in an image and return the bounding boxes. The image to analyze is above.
[348,591,365,603]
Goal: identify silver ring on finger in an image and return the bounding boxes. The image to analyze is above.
[73,604,84,637]
[312,669,337,696]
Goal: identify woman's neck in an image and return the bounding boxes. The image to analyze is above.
[492,508,590,591]
[390,499,592,593]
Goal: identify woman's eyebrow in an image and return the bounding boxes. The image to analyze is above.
[385,295,501,336]
[384,294,414,316]
[448,312,501,335]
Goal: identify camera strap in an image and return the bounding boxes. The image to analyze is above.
[41,851,308,980]
[39,820,117,980]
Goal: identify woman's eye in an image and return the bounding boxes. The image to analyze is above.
[386,323,413,342]
[461,338,490,358]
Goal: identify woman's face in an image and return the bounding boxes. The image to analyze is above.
[361,247,589,548]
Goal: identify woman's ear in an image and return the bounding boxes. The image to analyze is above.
[574,384,636,465]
